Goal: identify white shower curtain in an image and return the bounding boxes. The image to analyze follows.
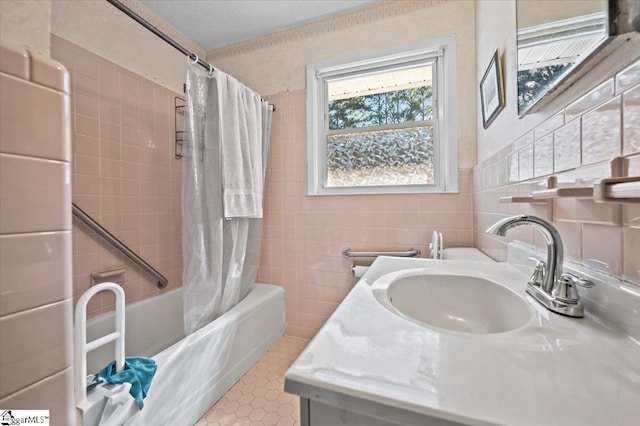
[182,63,273,335]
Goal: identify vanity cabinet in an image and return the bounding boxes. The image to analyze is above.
[300,398,465,426]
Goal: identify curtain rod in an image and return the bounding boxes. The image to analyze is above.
[105,0,275,111]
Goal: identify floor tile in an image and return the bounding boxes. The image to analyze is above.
[198,336,309,425]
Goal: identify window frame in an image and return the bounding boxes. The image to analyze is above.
[306,36,457,196]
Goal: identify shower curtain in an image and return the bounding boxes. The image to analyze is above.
[182,63,273,335]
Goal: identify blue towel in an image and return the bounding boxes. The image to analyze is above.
[98,357,157,409]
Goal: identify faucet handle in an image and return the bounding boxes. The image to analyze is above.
[527,257,546,287]
[572,274,595,288]
[553,273,594,303]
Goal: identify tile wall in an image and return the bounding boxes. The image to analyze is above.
[0,44,74,425]
[261,90,474,338]
[474,59,640,287]
[51,36,183,317]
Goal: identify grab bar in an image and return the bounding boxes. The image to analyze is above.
[72,203,168,289]
[342,247,421,258]
[74,282,125,407]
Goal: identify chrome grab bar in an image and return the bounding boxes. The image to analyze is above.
[342,247,421,258]
[72,203,168,289]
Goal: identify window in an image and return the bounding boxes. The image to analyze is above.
[307,37,457,195]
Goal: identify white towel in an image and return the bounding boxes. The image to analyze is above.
[214,70,263,218]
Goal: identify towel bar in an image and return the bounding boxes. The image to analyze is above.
[342,247,421,259]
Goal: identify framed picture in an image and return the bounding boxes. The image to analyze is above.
[480,50,505,129]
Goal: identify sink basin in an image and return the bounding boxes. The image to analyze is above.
[371,269,531,334]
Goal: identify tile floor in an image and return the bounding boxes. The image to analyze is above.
[196,336,310,426]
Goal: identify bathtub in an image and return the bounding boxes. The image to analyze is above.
[81,284,284,425]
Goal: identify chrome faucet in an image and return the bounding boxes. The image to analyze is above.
[486,215,593,318]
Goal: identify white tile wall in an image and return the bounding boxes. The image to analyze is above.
[554,118,581,172]
[475,59,640,286]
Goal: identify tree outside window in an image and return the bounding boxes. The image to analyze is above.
[306,37,457,195]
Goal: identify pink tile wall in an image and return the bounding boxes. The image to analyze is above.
[261,91,473,339]
[51,36,182,316]
[0,44,74,425]
[474,59,640,287]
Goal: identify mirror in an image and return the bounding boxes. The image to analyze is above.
[516,0,612,116]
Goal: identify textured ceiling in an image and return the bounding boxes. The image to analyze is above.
[139,0,382,50]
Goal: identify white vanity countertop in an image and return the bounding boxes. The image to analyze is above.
[284,257,640,426]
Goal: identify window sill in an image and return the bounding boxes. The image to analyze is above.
[306,184,460,196]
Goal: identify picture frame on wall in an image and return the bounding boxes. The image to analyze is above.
[480,49,506,129]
